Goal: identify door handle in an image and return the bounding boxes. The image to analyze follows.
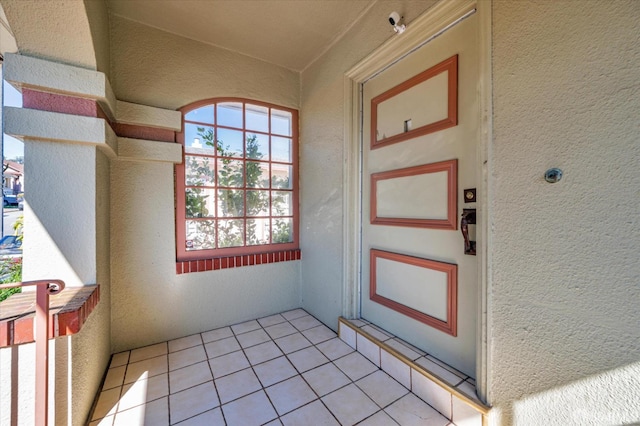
[461,209,476,255]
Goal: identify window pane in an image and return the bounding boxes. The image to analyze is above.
[247,190,269,216]
[217,102,243,128]
[185,220,216,250]
[185,124,216,154]
[185,156,215,186]
[246,104,269,132]
[246,133,268,160]
[218,220,244,247]
[272,218,293,243]
[217,189,244,217]
[271,109,292,136]
[272,164,292,189]
[271,136,291,163]
[217,128,244,157]
[245,161,269,188]
[185,105,214,124]
[272,191,292,216]
[186,188,215,218]
[217,159,244,188]
[247,219,270,246]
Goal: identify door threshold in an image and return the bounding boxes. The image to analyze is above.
[338,317,490,425]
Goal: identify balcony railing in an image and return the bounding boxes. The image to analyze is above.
[0,279,65,426]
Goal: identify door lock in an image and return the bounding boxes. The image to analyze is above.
[461,209,476,255]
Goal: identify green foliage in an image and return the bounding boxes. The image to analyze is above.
[0,257,22,302]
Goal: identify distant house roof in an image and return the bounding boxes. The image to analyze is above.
[3,160,23,177]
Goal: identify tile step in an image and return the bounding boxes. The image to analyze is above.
[338,317,490,426]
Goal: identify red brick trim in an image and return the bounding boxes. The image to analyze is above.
[0,285,100,347]
[176,249,301,274]
[21,89,176,143]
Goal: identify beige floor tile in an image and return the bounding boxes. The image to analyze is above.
[411,369,452,419]
[110,352,129,369]
[322,383,379,425]
[244,340,283,365]
[119,373,169,411]
[333,351,378,381]
[302,325,337,345]
[357,370,408,408]
[201,327,233,344]
[302,363,351,396]
[280,400,339,426]
[208,350,250,377]
[130,342,168,363]
[281,308,307,321]
[231,319,261,335]
[92,387,121,420]
[357,410,397,426]
[169,361,213,394]
[381,349,411,389]
[361,325,393,342]
[264,419,283,426]
[215,368,262,404]
[452,394,483,426]
[290,315,322,331]
[168,334,203,353]
[236,328,270,348]
[124,355,168,384]
[204,336,241,359]
[348,319,369,328]
[274,332,311,354]
[316,337,355,361]
[455,380,482,403]
[287,346,329,373]
[253,356,298,387]
[385,338,423,361]
[257,313,286,328]
[385,393,449,426]
[357,333,381,367]
[415,357,465,386]
[114,396,169,426]
[103,365,126,390]
[221,390,278,426]
[169,345,207,371]
[265,321,297,339]
[169,381,219,424]
[338,322,357,349]
[174,407,225,425]
[266,375,317,415]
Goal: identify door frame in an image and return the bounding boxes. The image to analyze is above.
[341,0,492,404]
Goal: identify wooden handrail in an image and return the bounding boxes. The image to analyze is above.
[0,280,65,426]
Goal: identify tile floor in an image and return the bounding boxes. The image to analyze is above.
[90,309,452,425]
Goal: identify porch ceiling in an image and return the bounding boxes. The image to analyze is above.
[107,0,375,72]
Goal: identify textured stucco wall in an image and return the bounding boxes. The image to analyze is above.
[109,159,300,351]
[84,0,111,78]
[109,15,299,110]
[299,1,438,329]
[489,1,640,424]
[0,0,98,71]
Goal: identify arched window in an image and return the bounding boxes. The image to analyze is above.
[176,99,298,264]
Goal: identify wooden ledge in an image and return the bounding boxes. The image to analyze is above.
[0,285,100,347]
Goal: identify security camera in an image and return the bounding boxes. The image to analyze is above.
[388,12,405,34]
[389,11,400,26]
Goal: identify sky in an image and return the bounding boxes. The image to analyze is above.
[3,79,23,160]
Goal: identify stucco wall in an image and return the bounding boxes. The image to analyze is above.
[107,16,302,351]
[299,1,438,329]
[109,15,299,110]
[489,1,640,424]
[84,0,111,79]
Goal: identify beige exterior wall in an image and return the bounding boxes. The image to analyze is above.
[108,16,301,352]
[300,0,438,330]
[489,1,640,424]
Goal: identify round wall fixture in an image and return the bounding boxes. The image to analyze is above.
[544,168,563,183]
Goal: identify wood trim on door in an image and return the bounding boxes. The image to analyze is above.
[371,159,458,230]
[371,55,458,150]
[370,249,458,336]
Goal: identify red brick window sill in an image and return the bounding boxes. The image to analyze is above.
[0,285,100,347]
[176,249,301,274]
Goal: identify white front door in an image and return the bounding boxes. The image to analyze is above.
[361,13,479,377]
